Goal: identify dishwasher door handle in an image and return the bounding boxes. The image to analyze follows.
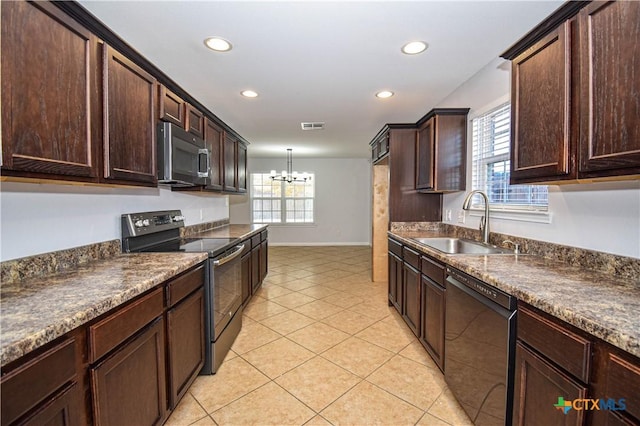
[213,244,245,267]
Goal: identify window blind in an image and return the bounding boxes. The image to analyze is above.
[471,103,548,210]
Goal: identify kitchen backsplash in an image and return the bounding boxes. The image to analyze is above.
[391,222,640,281]
[181,218,230,237]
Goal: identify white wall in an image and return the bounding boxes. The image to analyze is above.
[0,182,229,261]
[438,58,640,259]
[230,157,371,245]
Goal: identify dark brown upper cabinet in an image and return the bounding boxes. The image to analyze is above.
[185,104,205,139]
[415,108,469,192]
[1,1,100,181]
[502,0,640,184]
[578,1,640,178]
[158,85,186,128]
[237,141,248,193]
[103,45,157,186]
[204,119,224,191]
[223,132,238,192]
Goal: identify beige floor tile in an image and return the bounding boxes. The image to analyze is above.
[320,381,424,426]
[398,341,441,370]
[189,357,270,413]
[263,273,298,285]
[242,337,315,379]
[297,274,338,285]
[303,415,334,426]
[298,285,339,299]
[428,388,474,426]
[367,355,446,410]
[279,278,318,291]
[321,291,364,308]
[271,291,317,309]
[321,310,378,335]
[275,356,360,412]
[164,393,208,426]
[254,284,293,300]
[415,412,452,426]
[230,322,281,354]
[294,299,344,320]
[259,310,317,335]
[287,322,350,353]
[321,337,394,378]
[211,382,315,426]
[356,320,415,353]
[347,301,393,321]
[243,299,289,321]
[190,416,216,425]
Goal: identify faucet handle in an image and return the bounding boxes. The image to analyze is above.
[503,239,520,254]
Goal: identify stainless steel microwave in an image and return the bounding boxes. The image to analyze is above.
[157,122,209,186]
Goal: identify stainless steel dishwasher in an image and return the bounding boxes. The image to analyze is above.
[444,267,517,426]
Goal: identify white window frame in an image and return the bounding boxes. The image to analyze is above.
[250,172,316,225]
[469,100,551,224]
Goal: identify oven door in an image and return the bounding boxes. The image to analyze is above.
[211,244,244,339]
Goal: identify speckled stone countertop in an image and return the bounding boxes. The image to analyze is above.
[390,230,640,358]
[191,224,268,239]
[0,252,207,367]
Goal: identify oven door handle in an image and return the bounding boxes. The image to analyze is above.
[213,244,245,266]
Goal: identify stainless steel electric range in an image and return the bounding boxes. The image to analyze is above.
[121,210,243,374]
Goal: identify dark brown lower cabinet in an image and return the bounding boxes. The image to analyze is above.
[167,288,205,409]
[419,276,445,371]
[388,252,403,311]
[241,250,252,305]
[91,318,167,426]
[259,239,268,283]
[251,245,260,294]
[402,262,421,337]
[513,342,587,425]
[21,383,83,426]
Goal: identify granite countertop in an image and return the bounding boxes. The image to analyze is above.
[0,252,208,367]
[390,230,640,358]
[191,223,267,239]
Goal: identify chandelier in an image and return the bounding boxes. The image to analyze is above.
[270,149,311,183]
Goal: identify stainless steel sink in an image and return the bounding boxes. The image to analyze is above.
[411,237,516,255]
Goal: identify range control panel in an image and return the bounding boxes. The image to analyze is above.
[121,210,185,238]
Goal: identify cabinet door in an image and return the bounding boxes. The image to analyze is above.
[415,118,435,190]
[237,142,248,193]
[259,240,268,283]
[251,247,261,293]
[388,252,403,313]
[511,22,574,183]
[204,119,223,191]
[578,1,640,176]
[167,288,205,409]
[241,252,251,305]
[185,104,205,138]
[1,1,99,180]
[402,263,421,337]
[512,342,587,426]
[223,133,237,192]
[434,114,467,192]
[420,276,445,371]
[21,382,83,426]
[158,85,185,127]
[91,318,167,426]
[103,45,157,185]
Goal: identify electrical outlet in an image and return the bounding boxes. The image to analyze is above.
[457,210,466,224]
[200,209,204,220]
[445,209,452,221]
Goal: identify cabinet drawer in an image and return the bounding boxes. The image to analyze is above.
[421,255,445,286]
[89,287,164,363]
[605,353,640,420]
[1,337,77,425]
[403,247,420,270]
[260,230,268,241]
[166,265,205,307]
[388,239,402,258]
[251,234,261,249]
[518,305,591,382]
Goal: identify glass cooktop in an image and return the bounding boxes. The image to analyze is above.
[141,237,239,257]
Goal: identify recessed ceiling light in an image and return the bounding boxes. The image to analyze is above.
[241,90,258,98]
[204,37,232,52]
[401,41,428,55]
[376,91,394,99]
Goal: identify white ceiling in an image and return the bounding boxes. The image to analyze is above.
[79,1,562,159]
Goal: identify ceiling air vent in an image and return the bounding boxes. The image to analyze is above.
[301,122,325,130]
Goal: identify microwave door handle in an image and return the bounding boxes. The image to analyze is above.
[197,148,210,178]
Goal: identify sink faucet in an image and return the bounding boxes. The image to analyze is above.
[462,190,490,244]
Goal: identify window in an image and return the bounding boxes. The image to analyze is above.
[471,103,548,211]
[251,173,315,224]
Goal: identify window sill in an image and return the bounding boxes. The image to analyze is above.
[253,222,317,227]
[467,208,551,224]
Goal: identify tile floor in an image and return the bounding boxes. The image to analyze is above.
[166,246,473,426]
